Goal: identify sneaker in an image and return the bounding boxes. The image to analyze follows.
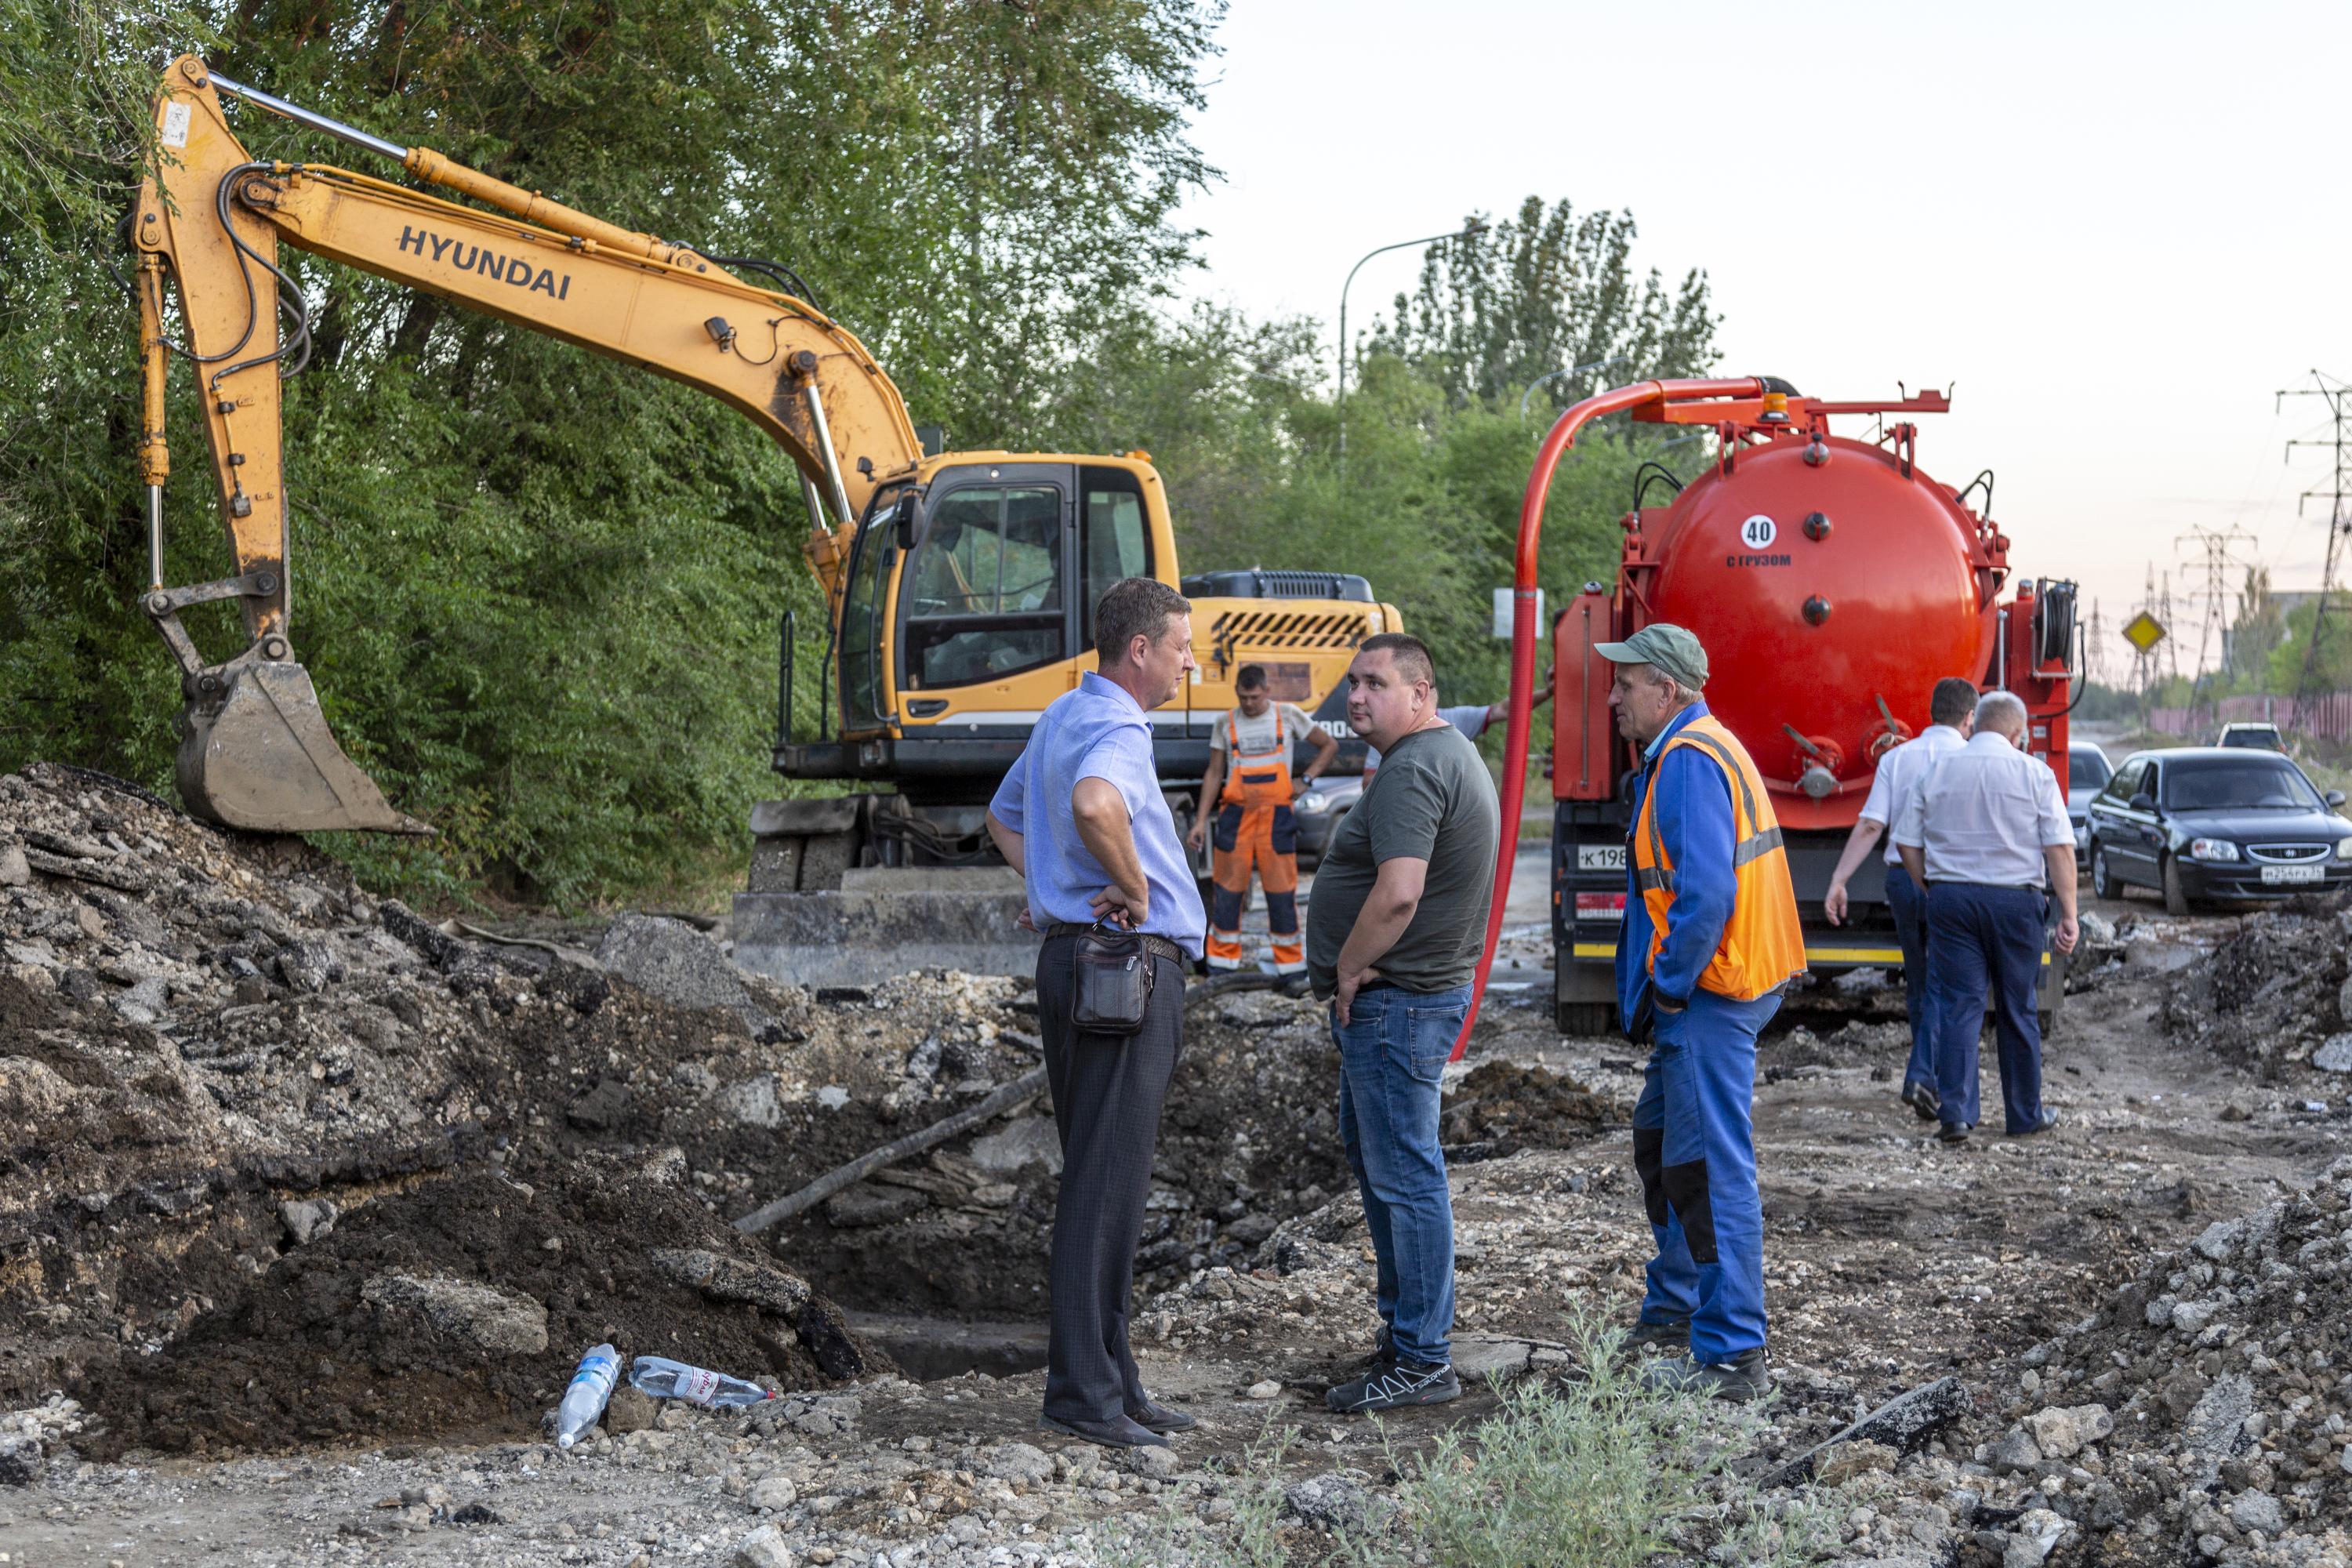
[1901,1080,1941,1121]
[1325,1358,1461,1414]
[1639,1347,1769,1403]
[1362,1323,1395,1367]
[1624,1317,1690,1352]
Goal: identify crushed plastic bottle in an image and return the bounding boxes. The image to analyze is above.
[629,1355,776,1410]
[554,1342,619,1450]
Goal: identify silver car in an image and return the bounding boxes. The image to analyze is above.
[2068,742,2113,859]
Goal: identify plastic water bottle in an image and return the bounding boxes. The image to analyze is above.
[629,1355,775,1409]
[553,1343,619,1449]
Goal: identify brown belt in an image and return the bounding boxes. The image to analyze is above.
[1046,922,1190,967]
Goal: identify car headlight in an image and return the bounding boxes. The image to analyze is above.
[2335,837,2352,861]
[1294,793,1330,815]
[2187,838,2241,862]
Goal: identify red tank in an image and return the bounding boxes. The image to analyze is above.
[1627,408,1997,829]
[1554,386,2072,830]
[1536,379,2078,1037]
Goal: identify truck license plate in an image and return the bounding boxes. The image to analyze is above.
[1578,844,1626,872]
[2260,862,2324,884]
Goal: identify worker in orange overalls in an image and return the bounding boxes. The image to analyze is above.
[1186,663,1338,975]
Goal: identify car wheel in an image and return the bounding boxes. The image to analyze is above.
[2090,842,2120,902]
[2161,855,2193,916]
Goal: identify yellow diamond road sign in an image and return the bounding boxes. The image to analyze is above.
[2122,612,2165,652]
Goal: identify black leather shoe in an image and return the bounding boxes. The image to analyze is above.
[1936,1120,1972,1145]
[1902,1080,1941,1121]
[1039,1412,1167,1449]
[1127,1397,1196,1434]
[2007,1110,2060,1138]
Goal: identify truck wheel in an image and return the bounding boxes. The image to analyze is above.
[2090,843,2120,902]
[2162,855,2193,916]
[1557,1001,1616,1037]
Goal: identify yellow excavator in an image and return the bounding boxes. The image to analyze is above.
[131,56,1396,968]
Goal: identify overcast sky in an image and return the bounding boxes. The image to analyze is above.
[1172,0,2352,679]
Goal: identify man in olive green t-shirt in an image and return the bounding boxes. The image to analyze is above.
[1306,633,1498,1417]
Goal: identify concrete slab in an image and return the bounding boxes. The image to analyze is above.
[731,887,1036,988]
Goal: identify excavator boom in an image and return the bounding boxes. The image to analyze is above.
[132,56,918,833]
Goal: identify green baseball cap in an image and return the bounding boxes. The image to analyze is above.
[1593,623,1708,691]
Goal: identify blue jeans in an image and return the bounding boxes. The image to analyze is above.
[1333,981,1468,1367]
[1926,882,2046,1133]
[1884,862,1937,1092]
[1632,986,1778,1363]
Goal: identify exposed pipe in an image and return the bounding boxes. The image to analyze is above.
[1452,376,1770,1061]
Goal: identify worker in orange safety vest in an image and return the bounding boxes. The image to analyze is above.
[1186,663,1338,974]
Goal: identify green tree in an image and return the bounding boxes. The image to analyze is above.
[1367,194,1719,408]
[2269,594,2352,698]
[2229,564,2284,684]
[0,0,1224,905]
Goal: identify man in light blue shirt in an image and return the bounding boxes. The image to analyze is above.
[1893,691,2079,1145]
[1824,676,1978,1119]
[986,576,1203,1450]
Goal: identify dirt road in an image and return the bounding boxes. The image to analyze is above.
[4,758,2348,1566]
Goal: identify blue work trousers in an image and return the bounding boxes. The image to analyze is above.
[1925,882,2046,1134]
[1883,862,1937,1093]
[1632,985,1778,1363]
[1333,981,1469,1367]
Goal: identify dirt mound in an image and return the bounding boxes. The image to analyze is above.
[2162,907,2351,1076]
[1761,1017,1910,1076]
[75,1163,863,1458]
[1947,1156,2352,1563]
[1440,1061,1619,1156]
[0,762,910,1447]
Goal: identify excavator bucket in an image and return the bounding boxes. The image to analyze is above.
[176,660,430,835]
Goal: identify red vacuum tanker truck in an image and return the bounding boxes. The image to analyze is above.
[1538,380,2077,1036]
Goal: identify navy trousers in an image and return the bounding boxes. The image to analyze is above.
[1924,882,2046,1134]
[1036,934,1185,1423]
[1883,862,1937,1093]
[1632,987,1779,1363]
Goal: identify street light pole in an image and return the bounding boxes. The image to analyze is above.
[1336,220,1489,486]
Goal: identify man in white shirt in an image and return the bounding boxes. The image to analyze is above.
[1187,663,1337,973]
[1893,691,2080,1145]
[1824,677,1977,1120]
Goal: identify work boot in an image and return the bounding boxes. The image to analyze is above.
[1623,1316,1690,1352]
[1901,1080,1941,1121]
[1326,1359,1460,1415]
[1639,1347,1770,1403]
[1127,1396,1196,1434]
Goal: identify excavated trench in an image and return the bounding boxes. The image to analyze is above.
[0,762,1627,1457]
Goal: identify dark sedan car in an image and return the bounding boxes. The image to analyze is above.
[2085,747,2352,913]
[1292,773,1362,866]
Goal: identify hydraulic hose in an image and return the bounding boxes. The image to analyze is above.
[1450,376,1771,1061]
